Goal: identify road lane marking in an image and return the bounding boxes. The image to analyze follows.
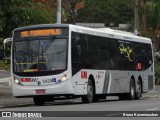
[146,108,159,111]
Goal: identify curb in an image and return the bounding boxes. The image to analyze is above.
[0,77,11,83]
[0,70,8,72]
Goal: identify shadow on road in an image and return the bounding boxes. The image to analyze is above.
[0,97,150,109]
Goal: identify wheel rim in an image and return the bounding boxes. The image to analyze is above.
[131,85,134,96]
[130,80,135,99]
[137,82,142,97]
[88,86,93,98]
[88,81,93,101]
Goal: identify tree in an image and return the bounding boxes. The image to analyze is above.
[147,0,160,51]
[0,0,56,38]
[62,0,134,26]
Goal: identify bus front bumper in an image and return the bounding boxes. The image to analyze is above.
[12,80,74,97]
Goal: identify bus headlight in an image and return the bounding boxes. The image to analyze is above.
[61,75,67,81]
[14,78,19,84]
[14,78,23,85]
[59,75,67,83]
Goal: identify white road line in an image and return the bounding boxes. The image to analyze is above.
[146,108,160,111]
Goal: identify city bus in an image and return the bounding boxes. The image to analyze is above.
[11,24,154,105]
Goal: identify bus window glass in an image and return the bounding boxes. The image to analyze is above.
[14,38,67,73]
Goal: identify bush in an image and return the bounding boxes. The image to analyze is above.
[155,63,160,85]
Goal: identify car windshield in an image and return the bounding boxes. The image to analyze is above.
[13,37,67,73]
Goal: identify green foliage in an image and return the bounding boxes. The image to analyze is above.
[137,0,160,40]
[155,63,160,85]
[148,0,160,31]
[62,0,134,25]
[75,0,134,26]
[28,2,56,24]
[0,38,3,50]
[0,0,56,38]
[0,59,10,70]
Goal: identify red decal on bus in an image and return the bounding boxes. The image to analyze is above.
[137,63,142,70]
[81,71,87,79]
[21,78,30,82]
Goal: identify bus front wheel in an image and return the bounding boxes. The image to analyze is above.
[135,80,142,100]
[33,96,45,106]
[81,79,93,103]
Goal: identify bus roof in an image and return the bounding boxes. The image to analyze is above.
[14,24,69,31]
[13,24,151,44]
[69,24,152,44]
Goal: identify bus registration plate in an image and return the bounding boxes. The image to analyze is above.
[36,89,46,94]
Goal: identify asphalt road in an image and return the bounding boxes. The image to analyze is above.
[0,71,160,119]
[1,95,160,112]
[0,96,160,120]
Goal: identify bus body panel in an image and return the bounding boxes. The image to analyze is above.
[12,79,74,97]
[70,24,154,95]
[11,24,154,98]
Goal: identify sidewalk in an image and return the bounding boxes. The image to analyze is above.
[155,85,160,90]
[0,77,11,83]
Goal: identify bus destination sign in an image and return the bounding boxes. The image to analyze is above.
[21,29,61,37]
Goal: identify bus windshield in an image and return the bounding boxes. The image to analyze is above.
[13,37,67,74]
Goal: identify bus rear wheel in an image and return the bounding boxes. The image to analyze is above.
[128,78,136,100]
[33,96,45,106]
[81,79,93,103]
[135,80,142,100]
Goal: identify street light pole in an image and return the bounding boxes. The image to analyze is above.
[134,0,139,35]
[57,0,61,24]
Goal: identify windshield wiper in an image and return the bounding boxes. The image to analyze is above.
[52,50,65,54]
[42,36,56,53]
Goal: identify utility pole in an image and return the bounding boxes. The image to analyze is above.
[57,0,61,24]
[134,0,139,35]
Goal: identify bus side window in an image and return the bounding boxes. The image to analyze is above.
[72,33,81,57]
[76,45,81,57]
[108,39,119,70]
[71,32,82,75]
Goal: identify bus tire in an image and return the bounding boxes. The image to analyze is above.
[81,79,93,103]
[33,96,45,106]
[128,78,136,100]
[135,80,142,100]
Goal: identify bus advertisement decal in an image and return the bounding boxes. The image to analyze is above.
[21,78,31,82]
[137,63,142,70]
[81,71,87,79]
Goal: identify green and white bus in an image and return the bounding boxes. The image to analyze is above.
[11,24,154,105]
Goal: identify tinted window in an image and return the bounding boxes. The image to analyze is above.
[71,32,153,74]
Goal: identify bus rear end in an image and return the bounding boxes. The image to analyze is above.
[11,24,73,105]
